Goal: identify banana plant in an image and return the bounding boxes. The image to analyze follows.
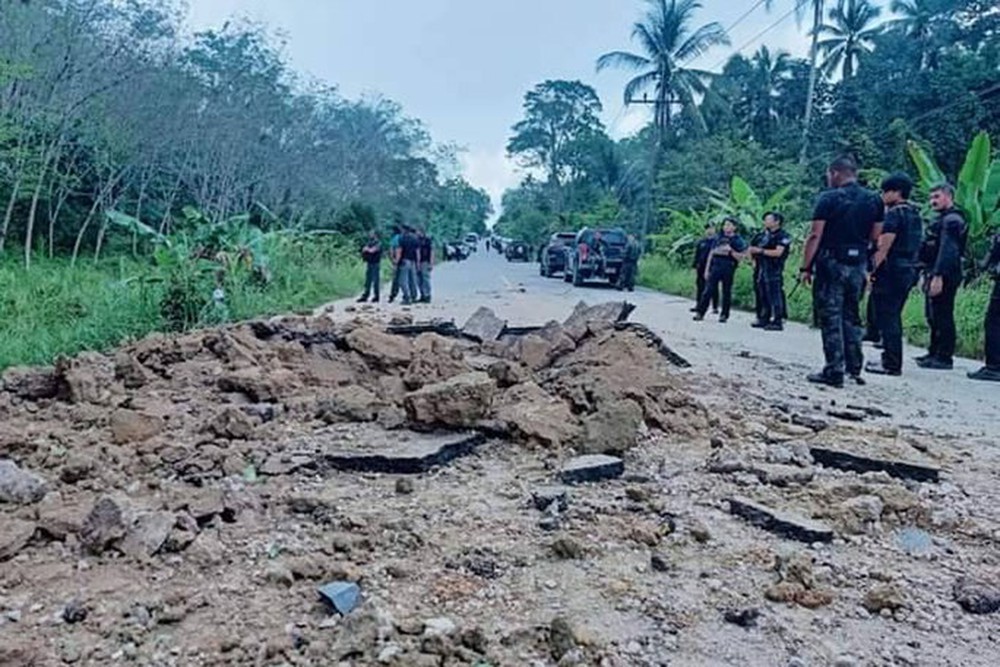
[908,131,1000,258]
[703,176,793,234]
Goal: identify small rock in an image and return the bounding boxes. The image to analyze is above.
[62,600,88,624]
[650,552,672,572]
[560,455,624,484]
[266,563,295,588]
[395,478,415,495]
[318,581,361,616]
[532,486,569,512]
[121,512,175,559]
[423,617,457,637]
[723,608,760,628]
[953,576,1000,614]
[0,460,48,505]
[863,584,906,613]
[549,617,578,661]
[689,520,712,544]
[110,409,163,444]
[0,518,36,561]
[80,496,129,554]
[550,537,584,560]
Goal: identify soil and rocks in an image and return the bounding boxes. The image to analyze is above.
[1,299,999,666]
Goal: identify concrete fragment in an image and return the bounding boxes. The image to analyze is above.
[344,327,413,367]
[579,399,643,455]
[0,460,48,504]
[495,382,581,448]
[324,429,485,474]
[2,366,61,399]
[727,496,834,543]
[532,486,569,512]
[0,518,36,560]
[461,307,507,343]
[612,322,691,368]
[318,581,361,616]
[205,408,255,439]
[404,372,496,427]
[317,386,381,423]
[110,409,163,444]
[121,512,175,559]
[560,455,625,484]
[810,447,940,483]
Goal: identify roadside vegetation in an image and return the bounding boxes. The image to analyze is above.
[494,0,998,358]
[0,2,490,370]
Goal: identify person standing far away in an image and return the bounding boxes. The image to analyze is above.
[619,233,641,292]
[916,184,968,370]
[693,218,747,324]
[397,225,420,306]
[357,230,383,303]
[691,223,719,314]
[968,229,1000,381]
[799,157,885,388]
[417,227,434,303]
[749,221,769,328]
[387,221,403,303]
[749,212,792,331]
[864,173,924,376]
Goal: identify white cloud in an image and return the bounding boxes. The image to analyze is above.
[460,148,523,223]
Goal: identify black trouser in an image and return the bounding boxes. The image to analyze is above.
[361,262,381,300]
[696,266,719,311]
[986,280,1000,369]
[698,264,735,318]
[388,263,401,301]
[865,292,881,341]
[815,255,866,379]
[873,268,915,372]
[925,274,960,362]
[761,273,785,324]
[620,261,638,290]
[753,266,768,322]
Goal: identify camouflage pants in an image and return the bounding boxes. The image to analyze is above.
[815,256,866,378]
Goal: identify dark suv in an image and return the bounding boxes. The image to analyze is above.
[505,241,531,262]
[540,232,577,277]
[564,227,627,287]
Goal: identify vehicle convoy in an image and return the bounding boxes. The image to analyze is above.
[540,232,577,277]
[505,241,531,262]
[564,227,627,287]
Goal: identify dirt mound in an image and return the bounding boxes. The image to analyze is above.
[0,302,707,665]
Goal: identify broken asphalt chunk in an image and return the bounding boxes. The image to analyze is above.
[727,496,834,544]
[318,581,361,616]
[324,430,485,475]
[461,308,507,343]
[613,322,691,368]
[790,414,829,432]
[810,447,940,483]
[386,320,461,338]
[560,455,624,484]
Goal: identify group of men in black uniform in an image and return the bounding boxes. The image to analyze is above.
[357,223,434,305]
[689,156,1000,385]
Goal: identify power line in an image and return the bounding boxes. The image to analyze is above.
[867,82,1000,144]
[708,0,810,71]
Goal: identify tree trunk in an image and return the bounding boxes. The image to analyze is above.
[24,154,53,269]
[1,176,23,253]
[798,1,824,166]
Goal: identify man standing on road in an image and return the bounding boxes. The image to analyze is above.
[917,184,968,370]
[387,222,403,303]
[799,157,884,388]
[417,227,434,303]
[865,173,923,376]
[357,230,383,303]
[619,233,641,292]
[749,211,792,331]
[694,218,747,324]
[398,225,420,305]
[969,231,1000,382]
[691,223,719,314]
[749,222,769,328]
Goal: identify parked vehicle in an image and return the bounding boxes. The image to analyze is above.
[505,241,531,262]
[564,227,627,287]
[540,232,577,277]
[464,233,479,253]
[443,241,469,261]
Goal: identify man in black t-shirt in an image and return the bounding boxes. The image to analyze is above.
[357,230,383,303]
[416,228,434,303]
[691,223,719,314]
[917,184,968,370]
[750,211,792,331]
[398,226,420,305]
[969,232,1000,382]
[799,157,884,387]
[693,218,747,323]
[866,173,923,376]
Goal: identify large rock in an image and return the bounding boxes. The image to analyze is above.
[56,352,120,405]
[562,301,634,342]
[403,335,470,390]
[217,367,301,403]
[494,382,581,448]
[204,407,256,439]
[0,460,48,505]
[579,399,643,455]
[110,409,164,444]
[404,372,496,428]
[461,307,507,343]
[80,496,130,554]
[954,576,1000,615]
[121,512,176,560]
[317,386,382,423]
[0,517,36,560]
[2,366,61,399]
[345,327,413,368]
[514,334,557,371]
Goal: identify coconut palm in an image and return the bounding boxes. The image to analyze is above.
[817,0,884,79]
[746,46,793,142]
[596,0,729,139]
[886,0,954,68]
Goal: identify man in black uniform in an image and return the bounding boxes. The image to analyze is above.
[750,211,792,331]
[619,233,641,292]
[969,231,1000,381]
[694,218,747,323]
[691,223,719,314]
[917,184,968,370]
[749,222,769,328]
[865,173,923,376]
[357,230,383,303]
[799,157,884,387]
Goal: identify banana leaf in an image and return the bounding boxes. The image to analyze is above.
[907,140,946,190]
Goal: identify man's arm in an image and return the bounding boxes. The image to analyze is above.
[871,233,897,272]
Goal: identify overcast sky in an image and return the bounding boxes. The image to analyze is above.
[184,1,887,215]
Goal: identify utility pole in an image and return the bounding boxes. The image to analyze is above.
[625,94,667,242]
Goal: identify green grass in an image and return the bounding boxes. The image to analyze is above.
[639,255,989,360]
[0,240,363,371]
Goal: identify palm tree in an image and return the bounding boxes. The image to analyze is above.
[817,0,883,79]
[596,0,729,140]
[886,0,953,68]
[747,46,793,142]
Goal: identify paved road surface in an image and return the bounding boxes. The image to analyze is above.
[335,247,998,441]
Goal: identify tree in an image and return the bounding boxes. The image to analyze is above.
[887,0,954,68]
[596,0,729,138]
[746,46,794,143]
[818,0,883,79]
[506,80,605,188]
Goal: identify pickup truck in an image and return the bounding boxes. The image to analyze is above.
[564,227,628,287]
[540,232,577,278]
